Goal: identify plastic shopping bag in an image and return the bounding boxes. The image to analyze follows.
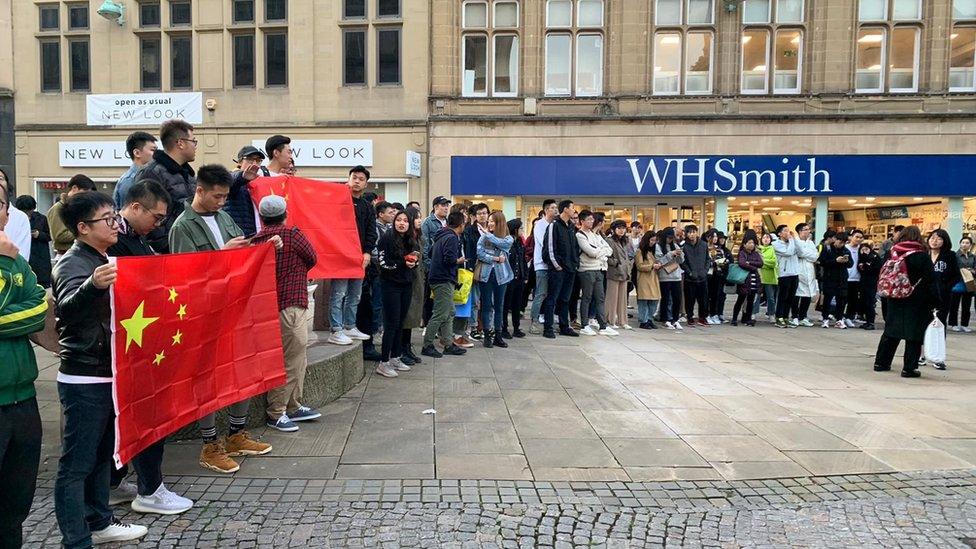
[923,311,947,364]
[454,268,474,304]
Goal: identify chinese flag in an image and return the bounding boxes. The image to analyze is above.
[249,176,364,279]
[110,243,286,466]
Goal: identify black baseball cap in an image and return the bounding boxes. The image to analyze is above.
[235,145,266,162]
[432,195,451,207]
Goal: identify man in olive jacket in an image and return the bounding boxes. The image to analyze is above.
[0,183,49,547]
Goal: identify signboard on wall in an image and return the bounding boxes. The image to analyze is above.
[251,140,373,167]
[451,155,976,197]
[59,141,133,167]
[405,151,422,177]
[86,92,203,126]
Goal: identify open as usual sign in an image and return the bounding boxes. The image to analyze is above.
[86,92,203,126]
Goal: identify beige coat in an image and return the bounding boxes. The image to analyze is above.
[634,249,662,300]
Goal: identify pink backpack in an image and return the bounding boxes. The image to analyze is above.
[877,250,920,299]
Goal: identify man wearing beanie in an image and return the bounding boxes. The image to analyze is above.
[251,195,321,432]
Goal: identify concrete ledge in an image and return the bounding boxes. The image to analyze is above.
[171,341,364,439]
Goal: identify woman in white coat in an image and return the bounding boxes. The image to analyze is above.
[792,222,820,327]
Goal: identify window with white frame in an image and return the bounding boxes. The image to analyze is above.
[652,0,714,95]
[740,0,804,94]
[544,0,603,96]
[950,2,976,91]
[462,1,520,97]
[855,0,921,93]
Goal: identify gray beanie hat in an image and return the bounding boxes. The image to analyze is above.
[259,195,287,217]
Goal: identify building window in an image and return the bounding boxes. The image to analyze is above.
[378,0,400,17]
[265,0,286,22]
[740,0,803,94]
[855,1,920,93]
[68,3,89,29]
[343,29,367,85]
[39,5,59,31]
[40,39,61,92]
[140,36,162,90]
[950,4,976,91]
[69,38,90,91]
[377,27,400,84]
[545,0,602,96]
[170,0,191,26]
[233,0,254,23]
[462,1,520,97]
[171,35,192,89]
[955,0,976,19]
[233,33,255,87]
[344,0,366,19]
[653,0,714,95]
[265,32,287,86]
[140,2,161,27]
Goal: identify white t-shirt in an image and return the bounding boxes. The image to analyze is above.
[533,218,552,271]
[203,215,226,249]
[6,205,32,261]
[57,372,112,384]
[846,244,861,281]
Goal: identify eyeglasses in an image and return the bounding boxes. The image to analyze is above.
[137,203,167,225]
[83,213,122,229]
[179,137,199,146]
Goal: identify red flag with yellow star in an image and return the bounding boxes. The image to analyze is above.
[110,243,286,466]
[248,175,364,279]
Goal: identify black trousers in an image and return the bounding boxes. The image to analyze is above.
[380,281,412,361]
[794,296,812,320]
[861,285,878,324]
[683,278,709,321]
[822,292,848,320]
[109,437,166,497]
[659,281,682,322]
[881,297,889,321]
[733,291,757,322]
[707,274,727,317]
[0,398,42,549]
[503,277,526,331]
[544,269,575,331]
[775,275,799,320]
[568,274,582,322]
[950,292,973,327]
[875,334,922,372]
[846,280,863,320]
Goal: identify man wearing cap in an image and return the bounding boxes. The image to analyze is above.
[252,195,321,433]
[264,135,293,177]
[224,145,266,237]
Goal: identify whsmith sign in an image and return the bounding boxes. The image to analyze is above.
[450,155,976,196]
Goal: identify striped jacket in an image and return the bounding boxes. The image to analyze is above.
[0,253,48,405]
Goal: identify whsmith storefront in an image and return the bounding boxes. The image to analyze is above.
[430,120,976,245]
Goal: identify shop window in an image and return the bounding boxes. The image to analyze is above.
[170,0,191,26]
[233,0,254,23]
[739,0,803,95]
[855,1,921,93]
[344,0,366,19]
[140,2,161,27]
[343,29,367,85]
[377,27,400,85]
[39,5,59,31]
[653,0,714,95]
[950,27,976,91]
[40,39,61,92]
[170,35,192,89]
[233,33,255,87]
[68,4,89,30]
[545,0,603,96]
[463,1,520,97]
[378,0,400,18]
[265,31,288,86]
[265,0,287,22]
[140,36,162,90]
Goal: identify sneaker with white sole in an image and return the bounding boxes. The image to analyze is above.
[588,319,599,328]
[664,321,675,330]
[799,318,815,327]
[836,320,847,329]
[950,325,963,332]
[599,326,619,336]
[267,414,299,432]
[344,327,370,340]
[328,331,353,345]
[390,357,411,371]
[673,321,684,330]
[290,406,321,422]
[964,326,974,333]
[678,316,688,323]
[621,323,634,330]
[90,520,148,544]
[109,480,138,506]
[579,325,598,336]
[822,319,831,328]
[375,362,398,377]
[790,318,800,327]
[843,318,856,328]
[131,483,194,515]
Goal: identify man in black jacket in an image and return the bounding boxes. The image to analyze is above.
[542,200,581,339]
[136,119,197,253]
[327,166,377,346]
[223,145,266,237]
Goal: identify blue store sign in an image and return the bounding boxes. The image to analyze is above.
[450,155,976,197]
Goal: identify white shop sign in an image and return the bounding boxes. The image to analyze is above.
[405,150,422,178]
[86,92,203,126]
[59,141,133,167]
[251,139,373,167]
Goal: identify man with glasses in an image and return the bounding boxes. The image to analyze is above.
[137,119,198,253]
[53,191,150,546]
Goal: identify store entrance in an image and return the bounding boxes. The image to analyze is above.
[522,197,707,232]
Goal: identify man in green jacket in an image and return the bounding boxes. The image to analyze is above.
[0,182,49,547]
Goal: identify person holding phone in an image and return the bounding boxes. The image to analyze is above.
[375,210,419,377]
[818,231,853,329]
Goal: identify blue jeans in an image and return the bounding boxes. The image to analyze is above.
[479,272,508,331]
[756,284,777,316]
[55,382,116,549]
[638,299,659,323]
[329,278,364,331]
[529,270,549,322]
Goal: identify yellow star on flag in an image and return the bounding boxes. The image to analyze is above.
[177,304,187,320]
[168,288,179,303]
[172,330,183,346]
[153,350,166,366]
[120,301,159,353]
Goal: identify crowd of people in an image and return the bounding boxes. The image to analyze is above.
[0,117,972,547]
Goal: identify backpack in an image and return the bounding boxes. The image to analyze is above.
[877,250,920,299]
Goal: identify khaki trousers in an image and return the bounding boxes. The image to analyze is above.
[267,306,310,421]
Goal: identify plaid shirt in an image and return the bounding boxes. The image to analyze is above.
[252,224,317,311]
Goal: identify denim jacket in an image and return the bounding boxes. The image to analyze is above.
[476,233,514,285]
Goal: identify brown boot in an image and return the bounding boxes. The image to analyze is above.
[225,431,272,456]
[199,441,239,473]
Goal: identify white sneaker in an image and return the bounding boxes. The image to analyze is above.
[821,319,830,328]
[131,483,193,515]
[109,480,138,505]
[964,327,974,333]
[799,318,815,327]
[375,362,398,377]
[588,319,599,328]
[950,325,963,333]
[344,327,370,341]
[579,325,597,336]
[621,323,634,330]
[664,321,675,330]
[90,520,148,544]
[390,357,411,372]
[328,331,353,345]
[608,324,619,329]
[673,321,684,331]
[537,314,545,324]
[599,326,619,336]
[790,318,800,327]
[843,318,855,328]
[678,316,688,323]
[718,316,726,323]
[836,320,847,329]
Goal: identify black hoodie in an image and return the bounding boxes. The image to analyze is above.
[428,227,462,285]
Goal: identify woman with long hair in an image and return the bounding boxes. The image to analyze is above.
[400,206,426,366]
[757,232,779,322]
[634,230,661,329]
[654,227,685,329]
[501,218,529,338]
[605,220,633,329]
[732,234,764,326]
[926,228,959,370]
[950,236,975,333]
[705,229,731,324]
[476,211,514,348]
[374,210,419,377]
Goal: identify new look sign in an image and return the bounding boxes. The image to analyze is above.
[59,141,135,167]
[87,92,203,126]
[451,155,976,197]
[250,139,373,167]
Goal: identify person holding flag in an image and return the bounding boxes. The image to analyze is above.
[169,165,275,473]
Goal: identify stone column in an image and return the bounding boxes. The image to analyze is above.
[815,196,829,236]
